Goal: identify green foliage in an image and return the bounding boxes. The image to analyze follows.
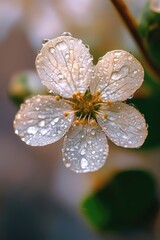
[81,169,158,232]
[139,4,160,67]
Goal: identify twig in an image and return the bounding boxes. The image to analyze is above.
[110,0,160,81]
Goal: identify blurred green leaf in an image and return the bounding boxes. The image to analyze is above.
[139,3,160,67]
[81,169,158,232]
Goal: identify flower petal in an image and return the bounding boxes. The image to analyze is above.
[14,95,74,146]
[90,50,144,101]
[36,35,94,98]
[96,102,148,148]
[62,123,108,173]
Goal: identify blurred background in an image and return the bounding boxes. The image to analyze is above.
[0,0,160,239]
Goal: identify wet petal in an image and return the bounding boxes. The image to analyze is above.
[14,95,74,146]
[97,102,148,148]
[90,50,144,101]
[36,35,94,98]
[62,123,108,173]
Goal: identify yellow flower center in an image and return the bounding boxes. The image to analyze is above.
[70,89,102,123]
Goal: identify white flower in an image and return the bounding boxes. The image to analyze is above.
[14,33,148,173]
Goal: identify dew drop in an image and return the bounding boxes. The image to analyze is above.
[51,117,59,125]
[111,66,129,80]
[27,126,38,134]
[38,114,46,119]
[81,158,88,169]
[65,162,71,168]
[80,148,86,155]
[49,47,55,54]
[40,128,48,135]
[61,32,72,37]
[39,120,45,127]
[85,44,89,49]
[58,73,63,79]
[42,39,49,45]
[128,56,132,60]
[91,129,96,136]
[15,129,19,134]
[128,95,133,99]
[16,113,21,119]
[56,41,68,51]
[114,51,121,56]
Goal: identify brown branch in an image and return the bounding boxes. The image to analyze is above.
[110,0,160,81]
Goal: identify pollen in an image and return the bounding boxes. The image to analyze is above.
[55,95,61,101]
[64,112,69,117]
[74,120,80,126]
[69,89,103,123]
[104,113,108,119]
[89,119,96,126]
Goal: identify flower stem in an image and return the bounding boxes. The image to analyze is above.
[110,0,160,81]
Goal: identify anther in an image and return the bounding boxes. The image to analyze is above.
[79,119,85,125]
[88,102,92,107]
[89,119,96,126]
[106,100,111,105]
[75,120,80,126]
[55,95,61,101]
[104,113,108,119]
[64,112,69,117]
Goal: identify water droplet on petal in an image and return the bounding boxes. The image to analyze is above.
[38,114,46,119]
[111,66,129,80]
[49,47,55,54]
[56,41,68,51]
[114,52,121,56]
[42,39,49,45]
[128,56,132,60]
[15,129,19,134]
[39,120,45,127]
[51,117,59,125]
[128,94,133,99]
[40,129,48,135]
[61,32,72,37]
[91,129,96,136]
[65,162,71,168]
[27,126,38,134]
[58,73,63,79]
[80,148,86,155]
[81,158,88,169]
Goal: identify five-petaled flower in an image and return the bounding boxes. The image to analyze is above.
[14,32,148,173]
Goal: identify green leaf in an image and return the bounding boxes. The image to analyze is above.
[139,3,160,67]
[81,169,158,232]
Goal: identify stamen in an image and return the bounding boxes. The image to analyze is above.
[88,102,92,107]
[89,119,96,126]
[55,95,61,101]
[64,112,69,117]
[104,113,108,119]
[75,120,80,126]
